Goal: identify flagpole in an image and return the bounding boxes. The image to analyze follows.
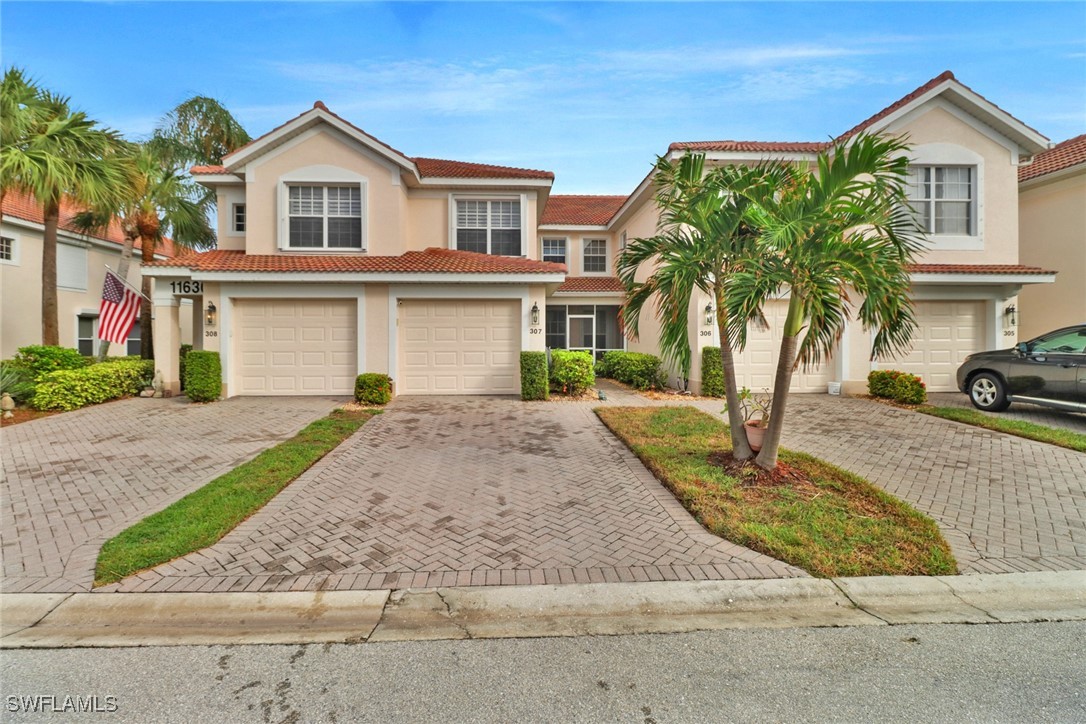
[104,265,153,303]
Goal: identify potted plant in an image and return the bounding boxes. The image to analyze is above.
[724,387,773,452]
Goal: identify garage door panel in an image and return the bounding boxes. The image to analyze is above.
[398,299,520,395]
[880,300,984,392]
[720,299,833,393]
[235,299,356,396]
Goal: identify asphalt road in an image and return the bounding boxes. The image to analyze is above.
[2,622,1084,723]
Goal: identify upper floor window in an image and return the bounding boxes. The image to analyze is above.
[0,236,15,264]
[542,238,566,264]
[456,199,521,256]
[288,185,362,249]
[232,204,246,233]
[583,239,607,273]
[58,243,87,290]
[907,166,974,236]
[619,231,627,250]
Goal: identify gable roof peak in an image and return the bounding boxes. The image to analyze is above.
[313,100,328,111]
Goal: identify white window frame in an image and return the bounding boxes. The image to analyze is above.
[545,303,626,360]
[0,234,18,266]
[542,237,567,264]
[619,231,627,250]
[907,165,975,235]
[449,194,527,256]
[904,144,984,252]
[277,166,369,252]
[126,322,141,356]
[57,242,88,291]
[582,238,608,275]
[76,313,99,356]
[232,203,246,233]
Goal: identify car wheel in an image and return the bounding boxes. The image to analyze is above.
[969,373,1010,412]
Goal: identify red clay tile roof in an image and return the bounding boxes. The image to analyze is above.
[554,277,626,293]
[0,189,178,257]
[541,195,628,226]
[411,157,554,180]
[908,264,1055,275]
[668,140,828,153]
[1019,134,1086,182]
[190,165,229,174]
[836,71,957,142]
[144,247,567,274]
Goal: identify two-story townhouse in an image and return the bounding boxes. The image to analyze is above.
[1,190,191,359]
[143,102,567,397]
[1016,134,1086,339]
[609,71,1056,394]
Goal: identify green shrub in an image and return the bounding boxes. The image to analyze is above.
[184,351,222,403]
[602,350,665,391]
[355,373,393,406]
[868,370,903,398]
[868,369,926,405]
[594,355,613,379]
[550,350,595,396]
[0,360,36,404]
[14,345,87,382]
[891,373,927,405]
[520,351,549,401]
[179,344,193,391]
[31,359,152,411]
[701,347,726,398]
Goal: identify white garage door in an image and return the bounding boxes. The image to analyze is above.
[723,299,833,393]
[399,299,520,395]
[880,300,984,392]
[235,299,356,395]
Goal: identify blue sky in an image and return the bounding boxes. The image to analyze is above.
[3,2,1085,193]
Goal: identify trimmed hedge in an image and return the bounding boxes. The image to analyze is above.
[14,345,88,383]
[600,350,665,391]
[520,352,549,401]
[31,359,154,411]
[550,350,595,396]
[868,369,927,405]
[701,347,726,398]
[179,344,193,391]
[355,373,393,406]
[184,351,222,403]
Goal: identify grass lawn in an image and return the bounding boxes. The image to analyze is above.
[95,408,378,586]
[918,406,1086,453]
[596,406,956,578]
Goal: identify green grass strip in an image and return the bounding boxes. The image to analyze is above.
[95,408,378,586]
[596,406,957,578]
[918,406,1086,453]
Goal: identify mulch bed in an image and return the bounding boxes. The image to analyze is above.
[0,408,58,427]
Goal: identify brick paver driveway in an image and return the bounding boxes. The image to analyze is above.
[111,397,801,593]
[1,396,342,592]
[679,393,1086,574]
[927,392,1086,434]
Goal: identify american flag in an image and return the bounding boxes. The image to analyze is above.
[98,271,141,345]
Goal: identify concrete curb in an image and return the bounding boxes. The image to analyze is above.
[1,571,1082,648]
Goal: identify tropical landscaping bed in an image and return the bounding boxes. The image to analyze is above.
[596,405,957,577]
[94,407,378,586]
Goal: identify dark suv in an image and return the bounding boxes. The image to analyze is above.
[956,325,1086,413]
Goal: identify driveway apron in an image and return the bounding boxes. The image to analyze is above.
[1,397,343,592]
[110,398,802,592]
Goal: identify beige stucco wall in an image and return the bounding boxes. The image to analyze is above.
[893,105,1020,265]
[1018,172,1086,339]
[538,229,616,275]
[364,284,389,375]
[216,186,247,251]
[0,220,191,359]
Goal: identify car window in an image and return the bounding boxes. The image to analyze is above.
[1032,328,1086,354]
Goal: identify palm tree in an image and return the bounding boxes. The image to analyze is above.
[151,95,251,167]
[75,143,214,359]
[0,67,132,346]
[617,154,785,459]
[726,133,923,470]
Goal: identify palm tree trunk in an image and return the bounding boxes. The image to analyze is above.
[41,200,61,347]
[97,230,139,361]
[139,240,154,359]
[755,294,804,470]
[716,286,753,460]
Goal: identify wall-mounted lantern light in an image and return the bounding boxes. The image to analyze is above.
[205,302,217,327]
[531,302,540,326]
[1004,304,1017,327]
[705,303,714,326]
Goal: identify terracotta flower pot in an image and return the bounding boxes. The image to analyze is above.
[744,421,767,452]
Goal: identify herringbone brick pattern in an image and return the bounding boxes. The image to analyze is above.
[1,396,343,592]
[926,392,1086,434]
[110,397,802,592]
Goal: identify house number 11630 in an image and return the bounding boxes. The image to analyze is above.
[170,281,202,294]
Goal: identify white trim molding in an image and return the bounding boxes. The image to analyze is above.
[277,164,369,252]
